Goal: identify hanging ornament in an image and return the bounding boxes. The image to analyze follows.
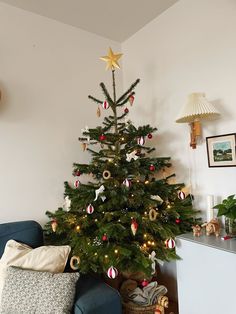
[102,100,109,109]
[175,218,181,224]
[107,266,118,279]
[149,164,155,171]
[94,185,106,201]
[151,195,163,204]
[103,170,111,180]
[100,47,122,70]
[74,180,80,189]
[141,279,149,287]
[149,208,158,221]
[123,178,131,188]
[129,95,135,106]
[93,237,102,246]
[51,219,58,232]
[178,191,186,200]
[126,151,138,162]
[86,204,94,214]
[148,133,153,139]
[165,238,175,249]
[74,170,81,177]
[70,256,80,270]
[97,105,101,117]
[137,136,145,146]
[63,196,71,212]
[99,134,106,141]
[81,142,87,151]
[102,234,108,241]
[149,251,165,275]
[124,107,129,114]
[131,219,138,236]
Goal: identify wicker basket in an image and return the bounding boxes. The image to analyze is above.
[122,302,164,314]
[122,296,168,314]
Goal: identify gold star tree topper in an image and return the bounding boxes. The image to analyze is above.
[100,48,123,70]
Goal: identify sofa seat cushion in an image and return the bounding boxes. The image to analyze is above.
[0,266,79,314]
[74,274,122,314]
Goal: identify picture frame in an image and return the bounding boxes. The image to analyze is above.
[206,133,236,167]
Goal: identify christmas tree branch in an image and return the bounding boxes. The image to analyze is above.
[88,95,103,104]
[117,79,140,104]
[100,82,114,106]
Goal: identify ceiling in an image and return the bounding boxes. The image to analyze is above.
[0,0,178,42]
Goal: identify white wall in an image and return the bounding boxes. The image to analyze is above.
[0,3,122,224]
[122,0,236,301]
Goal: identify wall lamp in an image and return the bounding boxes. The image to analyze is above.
[176,93,220,149]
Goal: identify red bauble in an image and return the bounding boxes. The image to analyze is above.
[147,133,153,139]
[149,164,155,171]
[99,134,106,141]
[141,279,149,287]
[175,218,181,224]
[131,219,138,236]
[102,234,108,241]
[75,171,81,177]
[129,95,135,106]
[124,107,129,113]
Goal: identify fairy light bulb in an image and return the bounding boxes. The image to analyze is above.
[143,243,147,248]
[144,234,147,238]
[152,241,155,246]
[105,255,108,259]
[94,252,98,256]
[76,225,80,232]
[114,249,118,254]
[148,241,151,245]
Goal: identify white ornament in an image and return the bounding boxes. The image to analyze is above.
[137,136,145,146]
[126,151,139,162]
[94,185,106,202]
[149,251,164,275]
[151,195,163,204]
[102,100,109,109]
[165,238,175,249]
[86,204,94,214]
[74,180,80,188]
[107,266,118,279]
[123,178,131,188]
[81,126,90,143]
[63,196,71,212]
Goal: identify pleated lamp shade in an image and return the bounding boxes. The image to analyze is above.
[176,93,220,123]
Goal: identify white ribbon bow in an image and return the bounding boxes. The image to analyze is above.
[149,251,164,275]
[151,195,163,204]
[94,185,106,202]
[81,126,90,143]
[63,196,71,212]
[126,151,139,162]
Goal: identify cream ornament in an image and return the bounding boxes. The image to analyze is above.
[86,204,94,214]
[51,219,58,232]
[137,136,145,145]
[126,151,139,162]
[94,185,106,202]
[63,196,71,212]
[70,255,80,270]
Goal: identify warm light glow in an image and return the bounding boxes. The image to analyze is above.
[121,137,125,141]
[144,211,147,215]
[145,180,149,184]
[108,159,112,163]
[144,234,147,238]
[152,241,155,246]
[76,225,80,231]
[105,255,108,258]
[136,179,140,183]
[94,252,98,256]
[95,219,98,222]
[143,243,147,248]
[167,204,171,209]
[114,249,118,254]
[147,241,151,245]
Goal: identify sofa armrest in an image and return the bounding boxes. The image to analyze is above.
[73,274,122,314]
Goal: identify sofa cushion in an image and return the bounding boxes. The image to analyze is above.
[0,240,71,309]
[0,266,79,314]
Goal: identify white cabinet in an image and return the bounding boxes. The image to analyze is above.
[176,233,236,314]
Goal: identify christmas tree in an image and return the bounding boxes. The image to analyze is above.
[45,48,200,280]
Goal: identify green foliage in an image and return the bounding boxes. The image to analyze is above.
[214,195,236,219]
[44,70,200,278]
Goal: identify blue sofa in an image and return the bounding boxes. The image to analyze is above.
[0,220,122,314]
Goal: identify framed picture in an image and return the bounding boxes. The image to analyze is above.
[206,133,236,167]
